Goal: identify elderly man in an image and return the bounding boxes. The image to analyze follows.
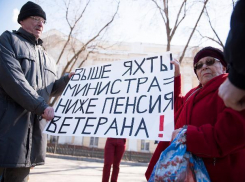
[0,1,72,181]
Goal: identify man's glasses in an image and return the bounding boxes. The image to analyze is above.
[30,16,46,24]
[194,58,220,70]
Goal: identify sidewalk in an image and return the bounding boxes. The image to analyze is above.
[29,154,148,182]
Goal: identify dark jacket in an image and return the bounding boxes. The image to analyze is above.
[224,0,245,89]
[0,28,69,167]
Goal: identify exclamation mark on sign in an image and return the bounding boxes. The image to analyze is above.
[158,115,164,137]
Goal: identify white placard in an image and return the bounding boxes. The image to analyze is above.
[43,52,174,141]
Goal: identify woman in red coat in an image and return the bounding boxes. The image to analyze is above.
[146,47,245,182]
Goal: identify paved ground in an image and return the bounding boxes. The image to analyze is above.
[29,154,148,182]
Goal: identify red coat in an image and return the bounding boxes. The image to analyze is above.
[146,74,245,182]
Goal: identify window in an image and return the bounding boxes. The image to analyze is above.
[141,140,150,151]
[90,137,99,147]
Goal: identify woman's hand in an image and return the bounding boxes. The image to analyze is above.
[170,59,180,77]
[171,128,183,141]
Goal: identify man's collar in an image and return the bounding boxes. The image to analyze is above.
[16,27,43,46]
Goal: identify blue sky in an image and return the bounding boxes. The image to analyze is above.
[0,0,235,47]
[0,0,27,34]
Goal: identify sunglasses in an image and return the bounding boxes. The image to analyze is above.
[194,58,220,70]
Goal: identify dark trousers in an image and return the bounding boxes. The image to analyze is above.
[0,168,3,181]
[102,138,126,182]
[0,167,30,182]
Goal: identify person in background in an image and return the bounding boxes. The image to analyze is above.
[145,47,245,182]
[219,0,245,111]
[0,1,73,182]
[102,138,126,182]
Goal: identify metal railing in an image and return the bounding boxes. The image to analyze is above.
[47,144,152,163]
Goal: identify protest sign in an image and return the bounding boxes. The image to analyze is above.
[43,52,174,141]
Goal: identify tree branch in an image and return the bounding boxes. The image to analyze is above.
[56,0,91,64]
[170,0,187,41]
[179,0,209,63]
[78,50,93,68]
[60,1,120,76]
[205,7,224,48]
[151,0,166,24]
[196,29,224,48]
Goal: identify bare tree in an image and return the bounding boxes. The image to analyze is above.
[151,0,187,52]
[56,0,91,65]
[196,7,224,49]
[178,0,209,63]
[151,0,209,63]
[196,0,237,50]
[59,5,119,77]
[48,1,120,106]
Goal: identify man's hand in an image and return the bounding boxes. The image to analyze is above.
[42,106,54,121]
[219,78,245,111]
[68,72,75,79]
[170,59,180,77]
